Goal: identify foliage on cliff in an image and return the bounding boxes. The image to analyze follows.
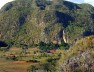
[0,0,94,46]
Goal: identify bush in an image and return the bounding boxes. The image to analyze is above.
[26,59,40,63]
[59,41,70,50]
[36,0,46,10]
[38,41,56,52]
[28,65,36,72]
[43,62,56,72]
[6,56,19,61]
[0,47,6,51]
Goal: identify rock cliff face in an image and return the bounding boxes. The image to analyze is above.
[60,36,94,72]
[63,30,68,43]
[0,0,94,46]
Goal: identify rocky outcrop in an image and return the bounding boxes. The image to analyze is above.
[60,50,94,72]
[60,36,94,72]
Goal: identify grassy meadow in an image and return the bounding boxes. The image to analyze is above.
[0,47,62,72]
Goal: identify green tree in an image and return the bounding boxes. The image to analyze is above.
[59,41,69,50]
[38,41,56,52]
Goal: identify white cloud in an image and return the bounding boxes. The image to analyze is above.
[0,0,14,9]
[84,0,94,6]
[66,0,94,6]
[84,0,94,3]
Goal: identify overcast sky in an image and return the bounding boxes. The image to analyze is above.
[0,0,94,9]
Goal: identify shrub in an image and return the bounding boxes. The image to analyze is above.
[6,56,19,61]
[38,41,56,52]
[59,41,70,50]
[28,65,36,72]
[43,62,56,72]
[26,59,40,63]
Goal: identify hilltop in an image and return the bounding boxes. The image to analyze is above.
[0,0,94,47]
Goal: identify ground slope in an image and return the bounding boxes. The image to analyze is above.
[0,0,94,46]
[60,35,94,72]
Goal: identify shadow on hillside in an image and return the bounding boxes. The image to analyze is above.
[19,14,27,26]
[55,11,74,27]
[82,31,94,37]
[4,3,13,11]
[0,41,8,47]
[91,14,94,23]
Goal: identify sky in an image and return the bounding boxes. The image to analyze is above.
[67,0,94,6]
[0,0,14,9]
[0,0,94,9]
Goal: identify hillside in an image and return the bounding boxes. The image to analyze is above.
[60,35,94,72]
[0,0,94,47]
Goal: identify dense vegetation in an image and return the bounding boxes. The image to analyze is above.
[38,41,69,51]
[0,0,94,47]
[0,36,94,72]
[60,36,94,72]
[0,0,94,72]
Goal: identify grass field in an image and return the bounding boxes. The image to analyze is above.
[0,59,31,72]
[0,47,62,72]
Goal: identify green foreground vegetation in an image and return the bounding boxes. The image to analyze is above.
[0,35,94,72]
[0,47,62,72]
